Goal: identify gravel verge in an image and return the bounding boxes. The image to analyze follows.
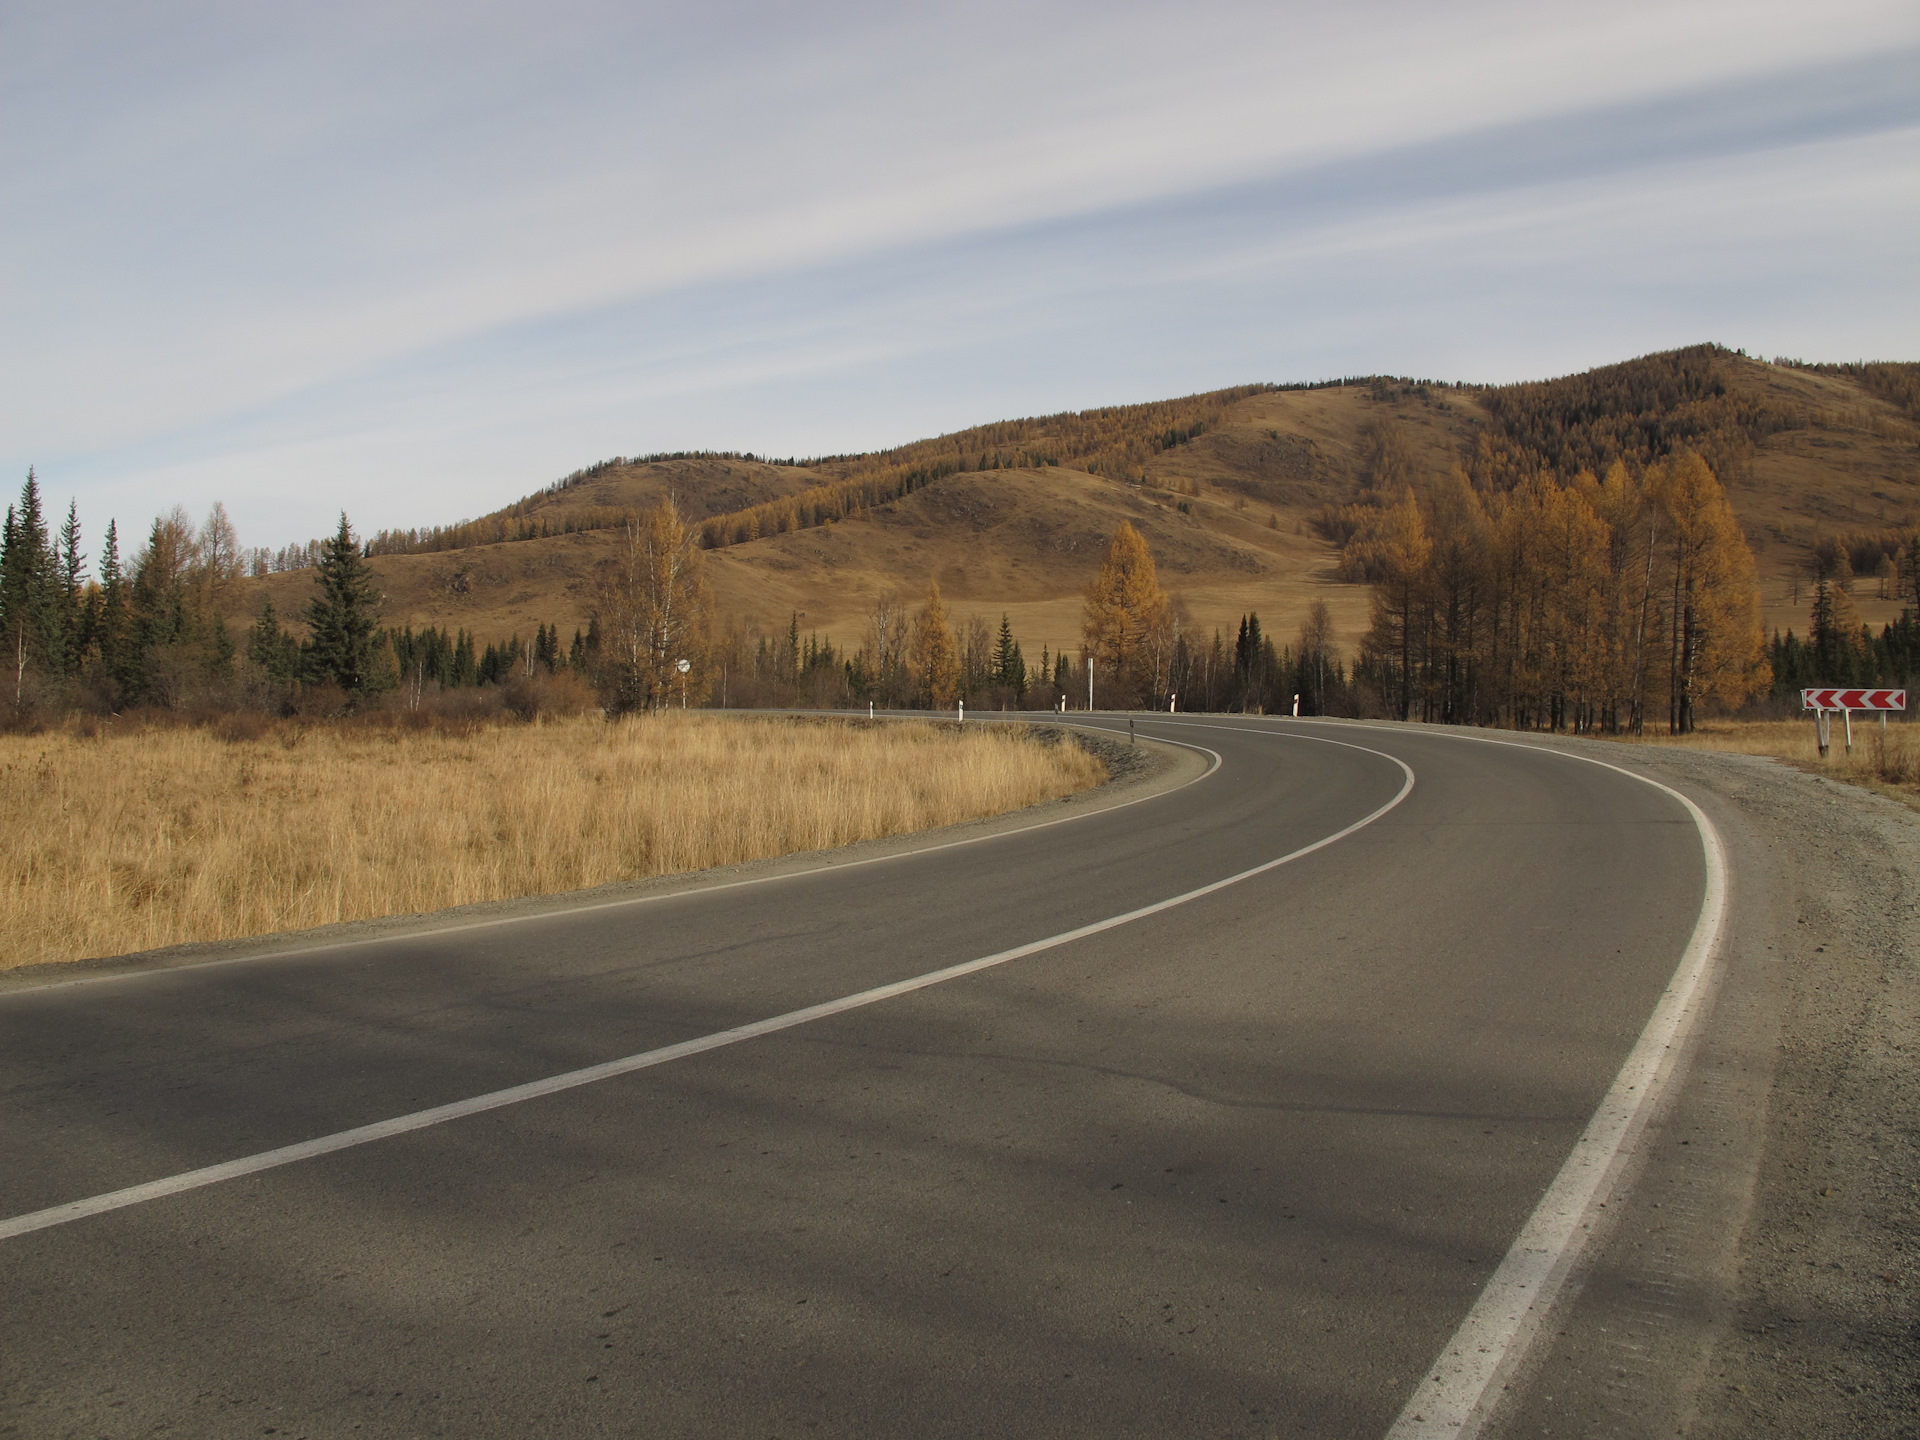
[1460,737,1920,1438]
[1672,752,1920,1437]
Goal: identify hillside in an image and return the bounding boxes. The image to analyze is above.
[246,348,1920,666]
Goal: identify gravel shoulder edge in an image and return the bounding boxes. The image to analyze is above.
[1392,731,1920,1439]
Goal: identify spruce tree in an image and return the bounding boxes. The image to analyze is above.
[993,614,1021,692]
[246,599,300,685]
[96,521,133,700]
[304,513,381,694]
[1,471,59,698]
[56,502,84,675]
[452,629,477,686]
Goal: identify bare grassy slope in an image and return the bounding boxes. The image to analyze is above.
[515,453,822,526]
[1721,360,1920,635]
[241,353,1918,663]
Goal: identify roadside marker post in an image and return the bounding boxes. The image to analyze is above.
[1801,688,1906,757]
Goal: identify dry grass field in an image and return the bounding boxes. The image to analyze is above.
[1615,717,1920,805]
[0,714,1106,970]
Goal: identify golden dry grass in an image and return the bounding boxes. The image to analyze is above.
[1616,717,1920,803]
[0,713,1106,970]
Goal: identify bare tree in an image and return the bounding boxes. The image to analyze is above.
[1296,599,1335,715]
[596,498,709,713]
[961,612,993,700]
[866,591,910,707]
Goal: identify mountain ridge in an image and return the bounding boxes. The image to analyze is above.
[243,346,1920,662]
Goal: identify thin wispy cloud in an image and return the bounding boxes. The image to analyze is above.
[4,0,1915,547]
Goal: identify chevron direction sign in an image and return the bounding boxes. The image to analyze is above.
[1801,688,1906,711]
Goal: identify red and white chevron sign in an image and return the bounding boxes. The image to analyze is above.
[1801,688,1907,711]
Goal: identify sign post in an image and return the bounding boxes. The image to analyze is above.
[1801,688,1906,757]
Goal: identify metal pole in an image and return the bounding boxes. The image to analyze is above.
[1844,708,1853,754]
[1816,708,1829,758]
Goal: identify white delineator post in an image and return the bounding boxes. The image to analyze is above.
[958,699,964,724]
[1087,657,1094,713]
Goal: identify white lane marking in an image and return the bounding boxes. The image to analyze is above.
[1139,714,1727,1440]
[1380,742,1728,1439]
[2,722,1220,998]
[0,738,1413,1243]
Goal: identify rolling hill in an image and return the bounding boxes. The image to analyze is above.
[244,347,1920,666]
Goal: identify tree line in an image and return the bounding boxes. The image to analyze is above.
[1765,534,1920,701]
[2,473,249,713]
[1337,454,1768,733]
[2,464,1358,726]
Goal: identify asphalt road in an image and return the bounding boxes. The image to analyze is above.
[0,715,1713,1439]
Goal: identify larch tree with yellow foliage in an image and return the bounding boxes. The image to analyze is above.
[1652,452,1768,732]
[1081,521,1169,706]
[911,580,960,709]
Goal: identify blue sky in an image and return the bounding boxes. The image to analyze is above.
[4,0,1917,555]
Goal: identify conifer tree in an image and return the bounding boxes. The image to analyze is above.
[304,513,382,695]
[452,629,478,686]
[911,580,959,709]
[246,599,301,686]
[56,501,85,675]
[1355,491,1430,721]
[1,471,59,701]
[1652,453,1767,732]
[1081,520,1168,705]
[95,521,132,699]
[992,613,1025,698]
[1233,614,1269,710]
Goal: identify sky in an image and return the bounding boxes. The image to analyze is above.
[4,0,1918,556]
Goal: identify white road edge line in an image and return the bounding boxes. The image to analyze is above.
[1147,715,1727,1440]
[0,735,1413,1244]
[1382,742,1728,1439]
[2,719,1218,998]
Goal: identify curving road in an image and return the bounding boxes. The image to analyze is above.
[0,715,1718,1438]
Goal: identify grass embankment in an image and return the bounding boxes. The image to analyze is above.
[0,713,1106,970]
[1622,717,1919,806]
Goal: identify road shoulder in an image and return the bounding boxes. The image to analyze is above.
[1464,740,1919,1438]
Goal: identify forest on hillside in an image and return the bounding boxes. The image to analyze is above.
[1318,347,1920,730]
[5,347,1917,731]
